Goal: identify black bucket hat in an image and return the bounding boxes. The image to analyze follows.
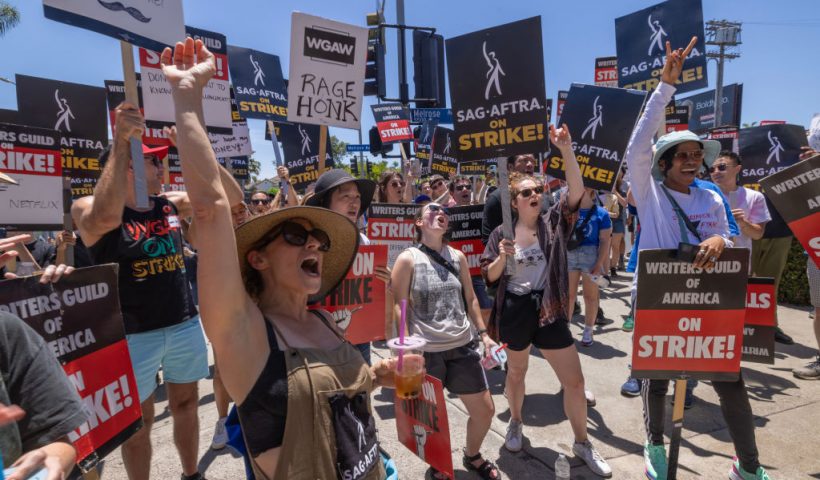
[305,169,377,215]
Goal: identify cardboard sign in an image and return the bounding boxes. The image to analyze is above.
[287,12,369,129]
[0,122,64,230]
[447,205,484,276]
[676,83,743,133]
[742,277,776,364]
[104,77,172,147]
[615,0,707,93]
[366,203,421,268]
[208,120,252,158]
[395,375,454,479]
[278,122,334,193]
[707,126,739,154]
[556,90,568,125]
[594,57,618,87]
[309,245,388,344]
[430,126,458,178]
[0,265,142,471]
[16,74,108,199]
[227,45,288,121]
[372,104,413,144]
[739,124,808,190]
[139,26,232,134]
[446,16,549,161]
[546,84,646,191]
[632,249,749,381]
[43,0,184,52]
[759,154,820,268]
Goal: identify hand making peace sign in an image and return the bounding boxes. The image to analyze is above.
[661,36,698,86]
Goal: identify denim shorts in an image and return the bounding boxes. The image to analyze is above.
[611,218,625,234]
[126,316,210,402]
[567,244,598,272]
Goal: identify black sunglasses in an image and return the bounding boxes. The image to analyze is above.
[431,180,444,189]
[427,204,449,215]
[517,186,544,198]
[709,164,732,173]
[257,221,331,252]
[251,198,271,205]
[390,180,406,188]
[455,184,472,191]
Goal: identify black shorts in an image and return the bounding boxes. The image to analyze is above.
[499,290,574,351]
[424,340,488,395]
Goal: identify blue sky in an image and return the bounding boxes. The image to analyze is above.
[1,0,818,180]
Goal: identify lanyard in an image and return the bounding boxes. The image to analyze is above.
[660,185,702,244]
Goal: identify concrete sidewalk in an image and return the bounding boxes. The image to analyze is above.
[99,271,820,479]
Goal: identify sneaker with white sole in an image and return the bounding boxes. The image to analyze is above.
[643,442,667,480]
[585,389,596,407]
[581,327,594,347]
[504,419,523,452]
[729,457,771,480]
[573,439,612,477]
[793,355,820,380]
[211,417,228,450]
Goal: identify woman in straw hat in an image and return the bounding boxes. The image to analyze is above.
[160,38,397,480]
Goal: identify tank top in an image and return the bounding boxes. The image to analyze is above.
[88,196,196,334]
[407,245,473,352]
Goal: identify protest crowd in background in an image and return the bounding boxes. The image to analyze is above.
[0,1,819,480]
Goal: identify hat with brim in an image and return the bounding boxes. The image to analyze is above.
[0,171,17,185]
[143,144,169,159]
[305,169,377,214]
[234,206,360,303]
[651,130,722,181]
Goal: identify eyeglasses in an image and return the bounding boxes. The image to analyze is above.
[517,186,544,198]
[390,180,406,188]
[672,150,705,161]
[427,204,449,215]
[251,198,271,205]
[430,180,444,189]
[709,163,733,173]
[257,221,331,252]
[455,184,472,192]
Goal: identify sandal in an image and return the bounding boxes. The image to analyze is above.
[425,466,449,480]
[463,452,501,480]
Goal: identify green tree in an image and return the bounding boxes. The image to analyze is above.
[330,135,347,161]
[0,1,20,37]
[247,155,262,184]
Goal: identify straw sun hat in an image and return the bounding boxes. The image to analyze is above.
[234,206,360,303]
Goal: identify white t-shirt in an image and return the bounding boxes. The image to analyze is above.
[506,243,547,295]
[724,187,770,251]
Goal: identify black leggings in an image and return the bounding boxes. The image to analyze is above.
[641,373,760,473]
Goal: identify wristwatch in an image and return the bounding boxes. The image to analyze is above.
[478,328,488,336]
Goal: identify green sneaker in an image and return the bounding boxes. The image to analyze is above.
[623,315,634,332]
[643,442,667,480]
[729,458,771,480]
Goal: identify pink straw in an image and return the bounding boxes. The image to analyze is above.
[398,299,408,370]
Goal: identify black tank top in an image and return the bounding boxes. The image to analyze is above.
[88,196,196,334]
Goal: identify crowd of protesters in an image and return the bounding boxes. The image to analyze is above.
[1,37,819,480]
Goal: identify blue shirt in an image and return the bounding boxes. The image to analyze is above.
[692,178,740,237]
[574,206,612,247]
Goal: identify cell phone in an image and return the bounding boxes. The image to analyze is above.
[674,242,700,263]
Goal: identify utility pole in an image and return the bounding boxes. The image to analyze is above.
[396,0,410,177]
[705,20,742,129]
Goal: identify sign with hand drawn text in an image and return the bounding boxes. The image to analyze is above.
[366,203,421,268]
[278,121,334,193]
[446,16,549,161]
[615,0,707,93]
[287,12,369,129]
[739,124,808,191]
[43,0,185,53]
[742,277,776,364]
[632,249,748,381]
[395,375,454,479]
[447,205,484,276]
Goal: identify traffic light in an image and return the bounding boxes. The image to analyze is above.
[366,159,373,177]
[369,126,393,158]
[364,12,386,98]
[350,158,359,176]
[412,30,446,108]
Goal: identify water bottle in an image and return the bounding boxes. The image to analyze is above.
[555,453,571,479]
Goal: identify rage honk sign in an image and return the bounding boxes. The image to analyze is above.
[395,375,454,479]
[631,249,749,381]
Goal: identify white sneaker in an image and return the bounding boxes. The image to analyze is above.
[585,389,597,407]
[505,419,523,452]
[581,327,594,347]
[211,417,228,450]
[573,439,612,478]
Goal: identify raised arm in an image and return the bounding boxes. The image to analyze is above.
[551,123,583,211]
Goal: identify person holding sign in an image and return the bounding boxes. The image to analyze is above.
[625,38,770,480]
[391,203,500,480]
[159,38,398,480]
[480,127,611,478]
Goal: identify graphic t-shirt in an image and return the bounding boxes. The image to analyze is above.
[507,243,547,295]
[574,206,612,247]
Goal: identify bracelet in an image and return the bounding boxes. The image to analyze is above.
[478,328,488,336]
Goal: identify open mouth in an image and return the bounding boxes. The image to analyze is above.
[301,258,320,277]
[436,216,447,227]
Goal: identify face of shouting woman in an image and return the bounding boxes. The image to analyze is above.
[417,203,449,239]
[512,179,542,218]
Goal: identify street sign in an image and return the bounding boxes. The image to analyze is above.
[410,108,453,124]
[346,144,371,152]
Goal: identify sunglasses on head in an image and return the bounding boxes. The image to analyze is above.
[709,163,733,173]
[251,198,271,205]
[427,204,449,215]
[517,186,544,198]
[257,221,331,252]
[390,180,406,188]
[455,184,472,192]
[672,150,705,161]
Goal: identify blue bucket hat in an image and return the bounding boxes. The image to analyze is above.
[651,130,722,181]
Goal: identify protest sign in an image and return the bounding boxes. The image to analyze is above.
[546,84,646,191]
[229,156,249,181]
[366,203,421,268]
[208,120,252,158]
[665,105,690,133]
[759,154,820,268]
[264,120,281,142]
[414,121,436,173]
[310,245,387,344]
[395,375,454,479]
[759,120,786,126]
[0,265,142,471]
[287,12,369,129]
[105,77,171,147]
[676,83,743,133]
[0,122,64,230]
[164,147,184,192]
[738,124,808,190]
[278,121,334,193]
[16,74,108,199]
[594,57,618,87]
[707,126,739,154]
[615,0,706,93]
[0,109,17,124]
[43,0,184,52]
[458,161,486,176]
[631,249,749,381]
[139,26,232,134]
[372,103,413,144]
[447,205,484,276]
[556,90,568,125]
[742,277,776,364]
[227,45,288,121]
[446,16,549,161]
[429,126,458,178]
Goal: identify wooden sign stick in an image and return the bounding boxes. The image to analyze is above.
[120,41,150,208]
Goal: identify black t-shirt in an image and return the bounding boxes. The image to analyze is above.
[88,196,197,334]
[0,312,86,463]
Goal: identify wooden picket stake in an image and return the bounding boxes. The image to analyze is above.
[317,125,329,175]
[495,157,516,274]
[120,41,150,208]
[666,378,688,480]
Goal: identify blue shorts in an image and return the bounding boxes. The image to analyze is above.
[611,218,625,234]
[567,245,598,273]
[126,316,210,402]
[471,275,493,309]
